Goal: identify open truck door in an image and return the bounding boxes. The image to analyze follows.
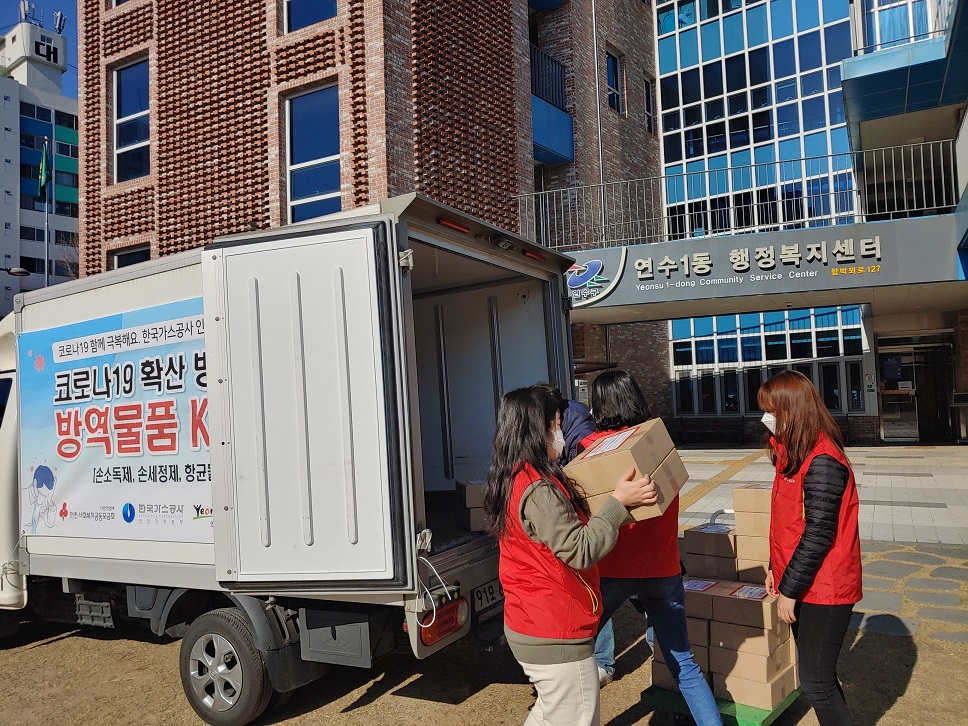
[203,220,415,593]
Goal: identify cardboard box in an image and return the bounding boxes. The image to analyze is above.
[686,552,737,581]
[654,643,709,672]
[456,480,486,509]
[713,663,799,711]
[684,523,737,557]
[734,535,770,561]
[458,507,487,532]
[581,448,688,523]
[732,483,773,513]
[736,559,770,585]
[683,578,721,620]
[709,619,790,657]
[709,637,794,681]
[734,511,771,537]
[688,617,710,647]
[566,420,684,522]
[712,583,779,629]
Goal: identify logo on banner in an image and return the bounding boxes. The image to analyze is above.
[566,260,609,299]
[122,503,136,523]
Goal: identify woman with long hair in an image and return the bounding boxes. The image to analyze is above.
[484,385,656,726]
[759,370,862,726]
[585,370,723,725]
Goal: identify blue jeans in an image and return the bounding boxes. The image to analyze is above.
[597,575,723,726]
[593,614,653,676]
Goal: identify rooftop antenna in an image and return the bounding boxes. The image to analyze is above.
[19,1,43,27]
[53,11,66,34]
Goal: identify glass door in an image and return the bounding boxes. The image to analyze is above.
[879,351,918,441]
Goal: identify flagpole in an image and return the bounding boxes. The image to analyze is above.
[43,136,50,288]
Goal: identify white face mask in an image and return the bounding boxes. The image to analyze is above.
[551,427,566,457]
[761,412,777,434]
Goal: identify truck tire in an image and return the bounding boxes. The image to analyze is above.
[179,608,273,726]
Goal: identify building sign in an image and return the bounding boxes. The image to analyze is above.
[566,216,964,309]
[18,299,213,544]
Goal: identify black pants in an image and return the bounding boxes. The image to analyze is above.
[792,601,854,726]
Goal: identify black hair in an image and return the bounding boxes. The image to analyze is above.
[531,382,568,419]
[590,370,652,431]
[483,385,589,538]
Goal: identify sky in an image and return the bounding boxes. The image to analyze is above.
[2,0,79,98]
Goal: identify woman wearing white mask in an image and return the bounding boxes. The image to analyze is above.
[483,385,657,726]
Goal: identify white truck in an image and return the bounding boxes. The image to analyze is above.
[0,194,575,725]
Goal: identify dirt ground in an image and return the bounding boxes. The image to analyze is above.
[2,601,966,726]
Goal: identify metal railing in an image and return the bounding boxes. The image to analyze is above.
[515,140,957,251]
[530,44,567,111]
[854,0,956,54]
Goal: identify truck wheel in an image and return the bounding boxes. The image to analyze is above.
[179,608,272,726]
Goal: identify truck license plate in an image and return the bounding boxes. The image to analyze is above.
[473,578,504,612]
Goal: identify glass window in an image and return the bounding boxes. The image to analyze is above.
[19,101,35,119]
[752,110,773,142]
[798,31,822,72]
[770,0,794,38]
[717,315,738,334]
[718,337,739,363]
[796,0,819,31]
[607,52,626,112]
[747,4,769,46]
[701,21,722,60]
[820,362,840,410]
[843,327,863,355]
[700,374,717,413]
[54,110,78,129]
[674,341,694,365]
[696,339,715,364]
[824,22,851,64]
[115,60,150,183]
[828,91,846,125]
[795,363,813,380]
[777,103,799,137]
[734,191,755,225]
[701,0,720,20]
[658,5,677,34]
[827,66,842,89]
[749,48,771,86]
[707,122,727,152]
[729,116,750,148]
[663,111,682,132]
[694,317,714,336]
[726,55,746,92]
[746,368,763,411]
[112,246,151,268]
[723,13,745,54]
[659,36,678,75]
[678,376,696,414]
[847,361,865,411]
[703,62,724,98]
[842,306,861,325]
[789,308,811,330]
[775,78,798,103]
[35,106,52,123]
[815,307,838,326]
[764,311,786,331]
[682,69,702,104]
[685,105,703,126]
[286,0,337,32]
[742,335,763,362]
[815,329,840,357]
[822,0,849,23]
[766,333,787,360]
[665,133,684,163]
[679,0,697,27]
[706,99,725,120]
[661,75,680,109]
[773,39,796,79]
[722,370,739,412]
[790,331,812,358]
[801,71,824,96]
[289,85,341,223]
[672,318,692,339]
[728,92,748,115]
[645,78,657,133]
[740,313,761,333]
[751,85,771,108]
[723,0,743,10]
[679,28,699,68]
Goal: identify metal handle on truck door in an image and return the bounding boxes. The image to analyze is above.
[333,267,360,545]
[247,277,271,547]
[434,305,455,480]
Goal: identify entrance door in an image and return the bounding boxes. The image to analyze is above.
[878,342,954,443]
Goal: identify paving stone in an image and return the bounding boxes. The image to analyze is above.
[906,577,961,592]
[849,612,918,636]
[864,561,920,579]
[883,552,946,565]
[918,608,968,625]
[932,632,968,644]
[931,567,968,582]
[905,591,963,607]
[860,541,900,553]
[914,545,968,559]
[857,591,903,612]
[863,576,897,591]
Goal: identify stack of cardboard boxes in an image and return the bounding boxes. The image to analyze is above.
[651,483,800,712]
[456,480,487,531]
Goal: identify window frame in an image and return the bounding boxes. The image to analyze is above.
[644,76,657,133]
[286,84,342,224]
[111,245,151,269]
[285,0,338,33]
[606,51,626,114]
[114,58,150,184]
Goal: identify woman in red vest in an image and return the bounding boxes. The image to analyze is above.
[759,370,862,726]
[483,385,657,726]
[585,371,723,726]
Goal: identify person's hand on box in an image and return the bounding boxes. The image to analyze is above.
[776,594,797,624]
[612,468,658,509]
[765,571,779,598]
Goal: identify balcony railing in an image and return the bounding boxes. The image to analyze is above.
[516,140,957,251]
[531,44,567,111]
[854,0,956,54]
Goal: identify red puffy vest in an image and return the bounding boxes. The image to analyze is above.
[578,430,681,579]
[769,435,863,605]
[499,463,602,640]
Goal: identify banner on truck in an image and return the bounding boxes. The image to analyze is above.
[18,298,214,543]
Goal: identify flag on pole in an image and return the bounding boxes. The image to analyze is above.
[38,140,51,198]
